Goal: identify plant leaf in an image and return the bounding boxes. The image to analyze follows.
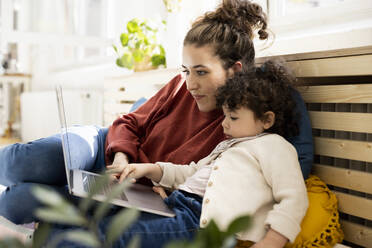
[32,223,51,248]
[126,235,141,248]
[35,208,86,226]
[151,54,166,67]
[133,49,144,62]
[31,186,64,207]
[62,231,100,248]
[127,19,140,33]
[79,174,111,213]
[135,41,142,49]
[93,180,130,221]
[159,45,165,56]
[106,208,139,244]
[117,53,134,70]
[116,58,124,67]
[120,33,129,47]
[225,215,251,236]
[221,235,237,248]
[198,219,223,247]
[112,44,118,54]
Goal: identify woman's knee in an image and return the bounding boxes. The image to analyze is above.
[0,143,30,184]
[0,183,41,224]
[0,136,64,185]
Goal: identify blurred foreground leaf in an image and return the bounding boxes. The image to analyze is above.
[32,186,64,207]
[35,208,86,226]
[93,180,129,221]
[79,175,111,213]
[126,235,141,248]
[106,208,139,244]
[32,223,50,248]
[60,230,100,248]
[226,215,251,236]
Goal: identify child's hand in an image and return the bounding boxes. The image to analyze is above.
[153,186,168,199]
[117,163,152,183]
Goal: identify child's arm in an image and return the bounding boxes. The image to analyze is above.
[118,163,163,183]
[260,136,309,245]
[252,228,288,248]
[116,160,203,187]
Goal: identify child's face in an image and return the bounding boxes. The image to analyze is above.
[222,106,265,139]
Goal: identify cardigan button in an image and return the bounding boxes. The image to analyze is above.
[205,198,210,204]
[202,219,208,225]
[214,166,219,170]
[208,181,213,187]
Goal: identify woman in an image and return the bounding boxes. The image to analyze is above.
[0,0,313,246]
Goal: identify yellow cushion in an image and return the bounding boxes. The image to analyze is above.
[285,175,344,248]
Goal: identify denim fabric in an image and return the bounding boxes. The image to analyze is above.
[47,190,202,248]
[0,125,108,224]
[287,89,314,179]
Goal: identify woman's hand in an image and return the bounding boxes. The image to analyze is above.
[251,228,288,248]
[106,152,129,180]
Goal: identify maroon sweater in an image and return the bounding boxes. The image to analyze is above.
[105,74,226,166]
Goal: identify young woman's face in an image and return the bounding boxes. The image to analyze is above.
[222,106,265,139]
[182,44,234,112]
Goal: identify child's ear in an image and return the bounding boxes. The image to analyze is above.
[227,61,242,78]
[263,111,275,130]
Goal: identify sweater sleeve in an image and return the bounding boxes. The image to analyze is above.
[105,74,184,164]
[260,136,309,243]
[154,160,203,189]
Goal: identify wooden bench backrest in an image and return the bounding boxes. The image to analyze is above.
[259,46,372,247]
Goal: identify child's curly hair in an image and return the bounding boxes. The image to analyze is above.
[216,60,299,137]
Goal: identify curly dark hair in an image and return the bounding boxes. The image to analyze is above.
[216,60,299,137]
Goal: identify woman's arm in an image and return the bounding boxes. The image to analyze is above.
[104,74,184,164]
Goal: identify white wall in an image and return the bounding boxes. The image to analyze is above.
[255,0,372,57]
[8,0,220,91]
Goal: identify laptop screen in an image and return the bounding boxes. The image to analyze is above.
[55,85,74,193]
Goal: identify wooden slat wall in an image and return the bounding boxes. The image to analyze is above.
[258,47,372,247]
[298,84,372,103]
[314,137,372,163]
[287,54,372,77]
[334,192,372,221]
[308,111,372,133]
[312,164,372,194]
[303,83,372,247]
[341,220,372,248]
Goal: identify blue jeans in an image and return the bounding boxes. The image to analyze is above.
[0,125,201,248]
[0,125,108,224]
[48,190,201,248]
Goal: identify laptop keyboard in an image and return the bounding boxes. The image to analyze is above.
[82,173,128,201]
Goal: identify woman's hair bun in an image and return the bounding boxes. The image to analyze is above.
[204,0,268,40]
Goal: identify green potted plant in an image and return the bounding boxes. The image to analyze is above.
[114,18,166,72]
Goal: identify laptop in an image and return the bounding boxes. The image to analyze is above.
[55,85,175,217]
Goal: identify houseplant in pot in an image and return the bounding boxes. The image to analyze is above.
[114,18,166,72]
